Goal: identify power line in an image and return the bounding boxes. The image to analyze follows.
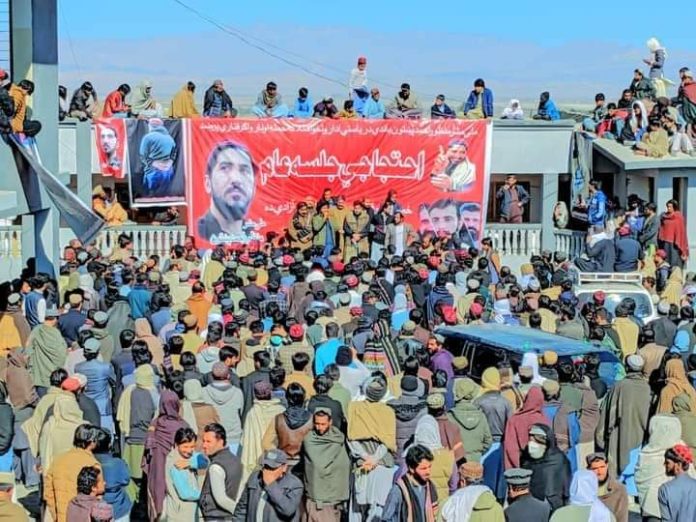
[170,0,464,104]
[58,2,82,77]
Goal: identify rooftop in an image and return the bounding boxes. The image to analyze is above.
[593,137,696,171]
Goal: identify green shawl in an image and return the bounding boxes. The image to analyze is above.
[673,393,696,453]
[302,426,350,503]
[27,325,67,388]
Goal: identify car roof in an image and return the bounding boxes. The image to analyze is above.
[436,324,620,363]
[576,284,647,293]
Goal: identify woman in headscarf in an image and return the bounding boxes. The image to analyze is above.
[549,469,613,521]
[134,318,165,368]
[38,394,84,472]
[520,352,546,386]
[503,386,550,469]
[181,379,219,450]
[657,358,696,413]
[673,393,696,454]
[142,389,189,522]
[635,414,683,520]
[408,414,456,504]
[117,364,159,503]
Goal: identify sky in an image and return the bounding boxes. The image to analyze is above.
[56,0,696,105]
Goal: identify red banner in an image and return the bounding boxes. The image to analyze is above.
[187,118,491,248]
[94,118,128,178]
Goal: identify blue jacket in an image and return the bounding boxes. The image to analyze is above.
[614,237,643,272]
[363,97,386,119]
[127,284,152,319]
[95,452,133,519]
[291,97,313,118]
[75,359,116,407]
[538,99,560,120]
[463,88,494,118]
[587,191,607,226]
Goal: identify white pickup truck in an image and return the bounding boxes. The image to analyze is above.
[574,272,657,325]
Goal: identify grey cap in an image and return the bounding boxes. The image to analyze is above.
[83,338,101,355]
[503,468,533,487]
[314,406,333,418]
[657,299,670,315]
[178,271,189,282]
[261,449,288,469]
[45,308,61,319]
[7,293,20,305]
[433,333,445,344]
[529,425,548,440]
[626,354,644,372]
[401,320,416,333]
[93,311,108,325]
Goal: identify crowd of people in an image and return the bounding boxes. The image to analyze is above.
[580,39,696,157]
[0,181,694,521]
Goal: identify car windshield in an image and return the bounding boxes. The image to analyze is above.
[578,290,652,319]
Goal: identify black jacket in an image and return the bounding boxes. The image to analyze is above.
[203,87,234,115]
[241,368,272,422]
[614,237,643,272]
[0,402,14,454]
[585,238,616,273]
[232,469,304,522]
[504,493,551,522]
[519,424,571,512]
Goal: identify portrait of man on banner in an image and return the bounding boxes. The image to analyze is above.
[197,140,263,244]
[418,198,480,249]
[127,118,186,207]
[95,119,127,178]
[430,138,476,192]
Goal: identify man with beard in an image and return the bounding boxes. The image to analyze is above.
[139,119,179,199]
[496,175,529,224]
[658,444,696,521]
[301,408,350,522]
[430,139,477,192]
[97,123,121,174]
[382,444,437,521]
[426,199,477,249]
[197,141,260,243]
[586,452,629,522]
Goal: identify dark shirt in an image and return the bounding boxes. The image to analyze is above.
[58,309,87,345]
[504,493,551,522]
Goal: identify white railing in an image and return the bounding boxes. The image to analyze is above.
[0,224,188,263]
[484,224,542,256]
[95,225,188,260]
[554,229,586,260]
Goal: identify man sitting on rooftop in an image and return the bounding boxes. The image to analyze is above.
[251,81,289,118]
[338,100,358,119]
[171,81,199,118]
[313,97,339,119]
[430,94,455,119]
[678,69,696,125]
[663,110,695,156]
[462,78,494,119]
[69,82,98,122]
[203,80,237,118]
[291,87,313,118]
[532,91,560,121]
[386,83,422,119]
[102,84,131,118]
[634,116,669,158]
[582,93,607,132]
[630,69,656,101]
[617,89,634,109]
[501,99,524,119]
[363,88,385,119]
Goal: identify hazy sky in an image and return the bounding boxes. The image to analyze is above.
[57,0,696,105]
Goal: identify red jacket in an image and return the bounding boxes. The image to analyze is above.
[102,90,128,117]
